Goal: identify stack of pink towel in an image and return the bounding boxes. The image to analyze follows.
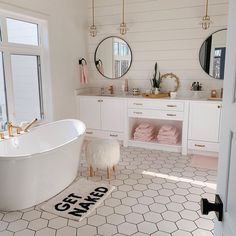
[133,123,156,142]
[157,125,180,145]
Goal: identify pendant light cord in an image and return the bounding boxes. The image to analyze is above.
[122,0,125,23]
[92,0,95,26]
[205,0,209,16]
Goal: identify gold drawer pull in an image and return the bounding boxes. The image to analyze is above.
[110,134,118,137]
[166,114,177,117]
[134,103,143,106]
[86,131,93,135]
[134,111,143,115]
[195,144,206,148]
[167,105,177,108]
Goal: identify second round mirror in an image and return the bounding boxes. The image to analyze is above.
[199,29,227,80]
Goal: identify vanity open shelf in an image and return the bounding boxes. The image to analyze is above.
[127,115,184,153]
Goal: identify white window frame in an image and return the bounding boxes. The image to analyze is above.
[0,8,53,125]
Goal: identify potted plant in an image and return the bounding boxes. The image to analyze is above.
[150,62,161,94]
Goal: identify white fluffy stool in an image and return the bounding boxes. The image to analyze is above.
[85,139,120,179]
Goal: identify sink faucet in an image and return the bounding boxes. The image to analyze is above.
[108,85,114,94]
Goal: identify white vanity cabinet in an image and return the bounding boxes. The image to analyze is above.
[78,96,125,140]
[100,99,124,132]
[79,97,100,130]
[188,101,222,153]
[77,94,222,155]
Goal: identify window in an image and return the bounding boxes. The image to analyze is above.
[213,47,226,80]
[113,38,131,77]
[11,55,42,122]
[6,18,39,46]
[0,12,48,130]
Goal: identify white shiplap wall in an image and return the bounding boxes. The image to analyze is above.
[87,0,228,93]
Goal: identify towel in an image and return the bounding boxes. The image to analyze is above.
[158,129,178,137]
[158,126,178,136]
[160,125,174,131]
[157,133,180,145]
[133,122,156,142]
[135,126,155,134]
[79,63,88,84]
[157,134,180,142]
[134,136,155,142]
[134,132,156,139]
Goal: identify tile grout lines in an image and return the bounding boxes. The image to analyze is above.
[0,146,216,236]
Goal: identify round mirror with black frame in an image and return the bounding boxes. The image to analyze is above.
[94,36,132,79]
[199,29,227,80]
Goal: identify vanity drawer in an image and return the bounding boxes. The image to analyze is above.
[128,99,184,111]
[85,129,102,138]
[85,129,123,140]
[188,140,219,152]
[104,131,124,140]
[128,109,184,121]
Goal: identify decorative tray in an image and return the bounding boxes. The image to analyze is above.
[208,97,223,101]
[141,93,170,98]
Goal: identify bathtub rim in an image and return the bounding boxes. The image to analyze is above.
[0,119,86,160]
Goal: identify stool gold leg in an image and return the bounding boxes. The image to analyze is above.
[113,166,116,172]
[90,166,94,177]
[107,167,111,179]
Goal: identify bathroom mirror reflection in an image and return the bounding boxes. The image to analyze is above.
[94,36,132,79]
[199,29,227,80]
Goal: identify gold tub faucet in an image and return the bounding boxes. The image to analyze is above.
[0,132,4,140]
[6,122,14,137]
[5,118,38,137]
[6,122,22,136]
[22,118,38,132]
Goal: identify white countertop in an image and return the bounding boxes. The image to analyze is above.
[77,92,223,102]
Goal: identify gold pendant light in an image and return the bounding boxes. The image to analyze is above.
[89,0,97,37]
[201,0,213,30]
[120,0,128,35]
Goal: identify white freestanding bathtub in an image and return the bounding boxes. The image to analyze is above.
[0,119,86,211]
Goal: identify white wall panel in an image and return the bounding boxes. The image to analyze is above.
[88,0,228,93]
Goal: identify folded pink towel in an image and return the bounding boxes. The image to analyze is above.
[134,136,155,142]
[138,122,152,129]
[160,124,174,131]
[135,126,155,134]
[134,132,156,139]
[159,127,178,136]
[157,133,180,141]
[157,132,180,145]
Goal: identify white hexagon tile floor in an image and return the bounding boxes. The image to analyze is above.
[0,146,217,236]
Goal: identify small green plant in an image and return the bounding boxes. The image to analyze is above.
[150,62,161,89]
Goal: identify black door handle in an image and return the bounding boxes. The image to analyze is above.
[200,194,223,222]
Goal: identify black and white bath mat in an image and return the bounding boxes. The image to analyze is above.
[39,178,115,221]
